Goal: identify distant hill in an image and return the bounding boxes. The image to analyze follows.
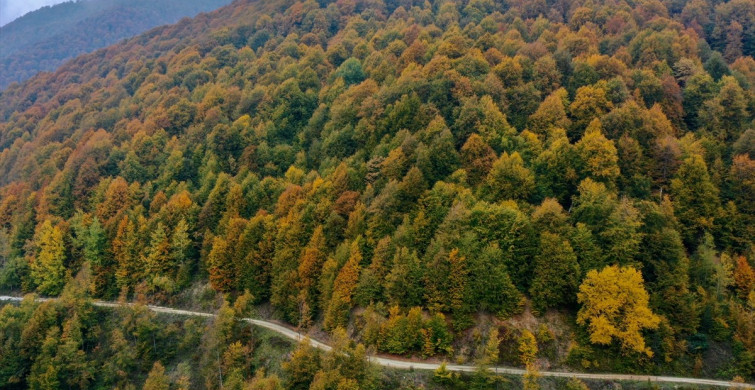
[0,0,231,89]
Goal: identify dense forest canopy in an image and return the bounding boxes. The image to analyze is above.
[0,0,232,89]
[0,0,754,387]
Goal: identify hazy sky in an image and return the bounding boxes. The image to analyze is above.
[0,0,70,26]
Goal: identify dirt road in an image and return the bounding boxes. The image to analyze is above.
[1,295,752,389]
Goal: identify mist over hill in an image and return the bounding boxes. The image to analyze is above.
[0,0,231,89]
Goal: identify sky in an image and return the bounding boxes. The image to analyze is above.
[0,0,70,26]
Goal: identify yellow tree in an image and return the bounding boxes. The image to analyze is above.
[569,85,613,138]
[529,88,571,137]
[143,362,170,390]
[575,119,619,187]
[324,241,361,330]
[482,151,535,201]
[577,265,661,356]
[519,330,540,390]
[30,220,67,296]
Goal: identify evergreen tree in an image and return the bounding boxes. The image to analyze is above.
[671,154,720,247]
[530,232,580,313]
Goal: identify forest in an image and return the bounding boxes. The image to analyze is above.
[0,0,232,89]
[0,0,754,388]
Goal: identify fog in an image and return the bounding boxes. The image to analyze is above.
[0,0,72,26]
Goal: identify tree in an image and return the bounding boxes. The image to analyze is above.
[145,223,172,278]
[30,221,67,296]
[530,232,580,313]
[297,226,327,325]
[143,362,170,390]
[670,154,719,247]
[734,256,754,300]
[518,330,538,366]
[384,247,424,308]
[335,58,366,85]
[324,242,361,330]
[425,248,472,330]
[208,236,235,293]
[171,219,192,287]
[56,314,93,388]
[577,265,661,356]
[575,119,620,187]
[519,330,540,390]
[28,327,61,390]
[569,85,613,138]
[529,88,571,136]
[482,151,535,201]
[282,339,321,390]
[114,216,140,291]
[480,328,500,366]
[85,217,111,296]
[448,249,471,330]
[461,134,496,185]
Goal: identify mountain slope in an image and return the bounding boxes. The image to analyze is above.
[0,0,754,387]
[0,0,232,89]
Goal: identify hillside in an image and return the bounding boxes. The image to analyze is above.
[0,0,754,388]
[0,0,232,89]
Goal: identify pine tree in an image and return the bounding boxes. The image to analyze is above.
[85,217,111,296]
[297,226,326,323]
[57,314,93,388]
[670,154,719,247]
[530,232,580,313]
[208,236,235,293]
[448,249,471,330]
[145,223,172,278]
[171,218,192,286]
[114,216,140,291]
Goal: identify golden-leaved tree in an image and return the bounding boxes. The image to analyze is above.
[30,220,67,296]
[577,265,661,356]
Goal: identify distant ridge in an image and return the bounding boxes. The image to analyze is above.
[0,0,231,89]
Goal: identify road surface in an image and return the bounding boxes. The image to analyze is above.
[1,295,752,389]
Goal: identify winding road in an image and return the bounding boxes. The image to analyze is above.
[1,295,752,389]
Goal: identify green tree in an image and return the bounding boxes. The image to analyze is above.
[171,218,192,287]
[114,216,140,291]
[482,151,535,201]
[145,223,172,278]
[384,247,424,308]
[670,154,720,246]
[530,232,580,313]
[282,338,321,390]
[85,217,111,296]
